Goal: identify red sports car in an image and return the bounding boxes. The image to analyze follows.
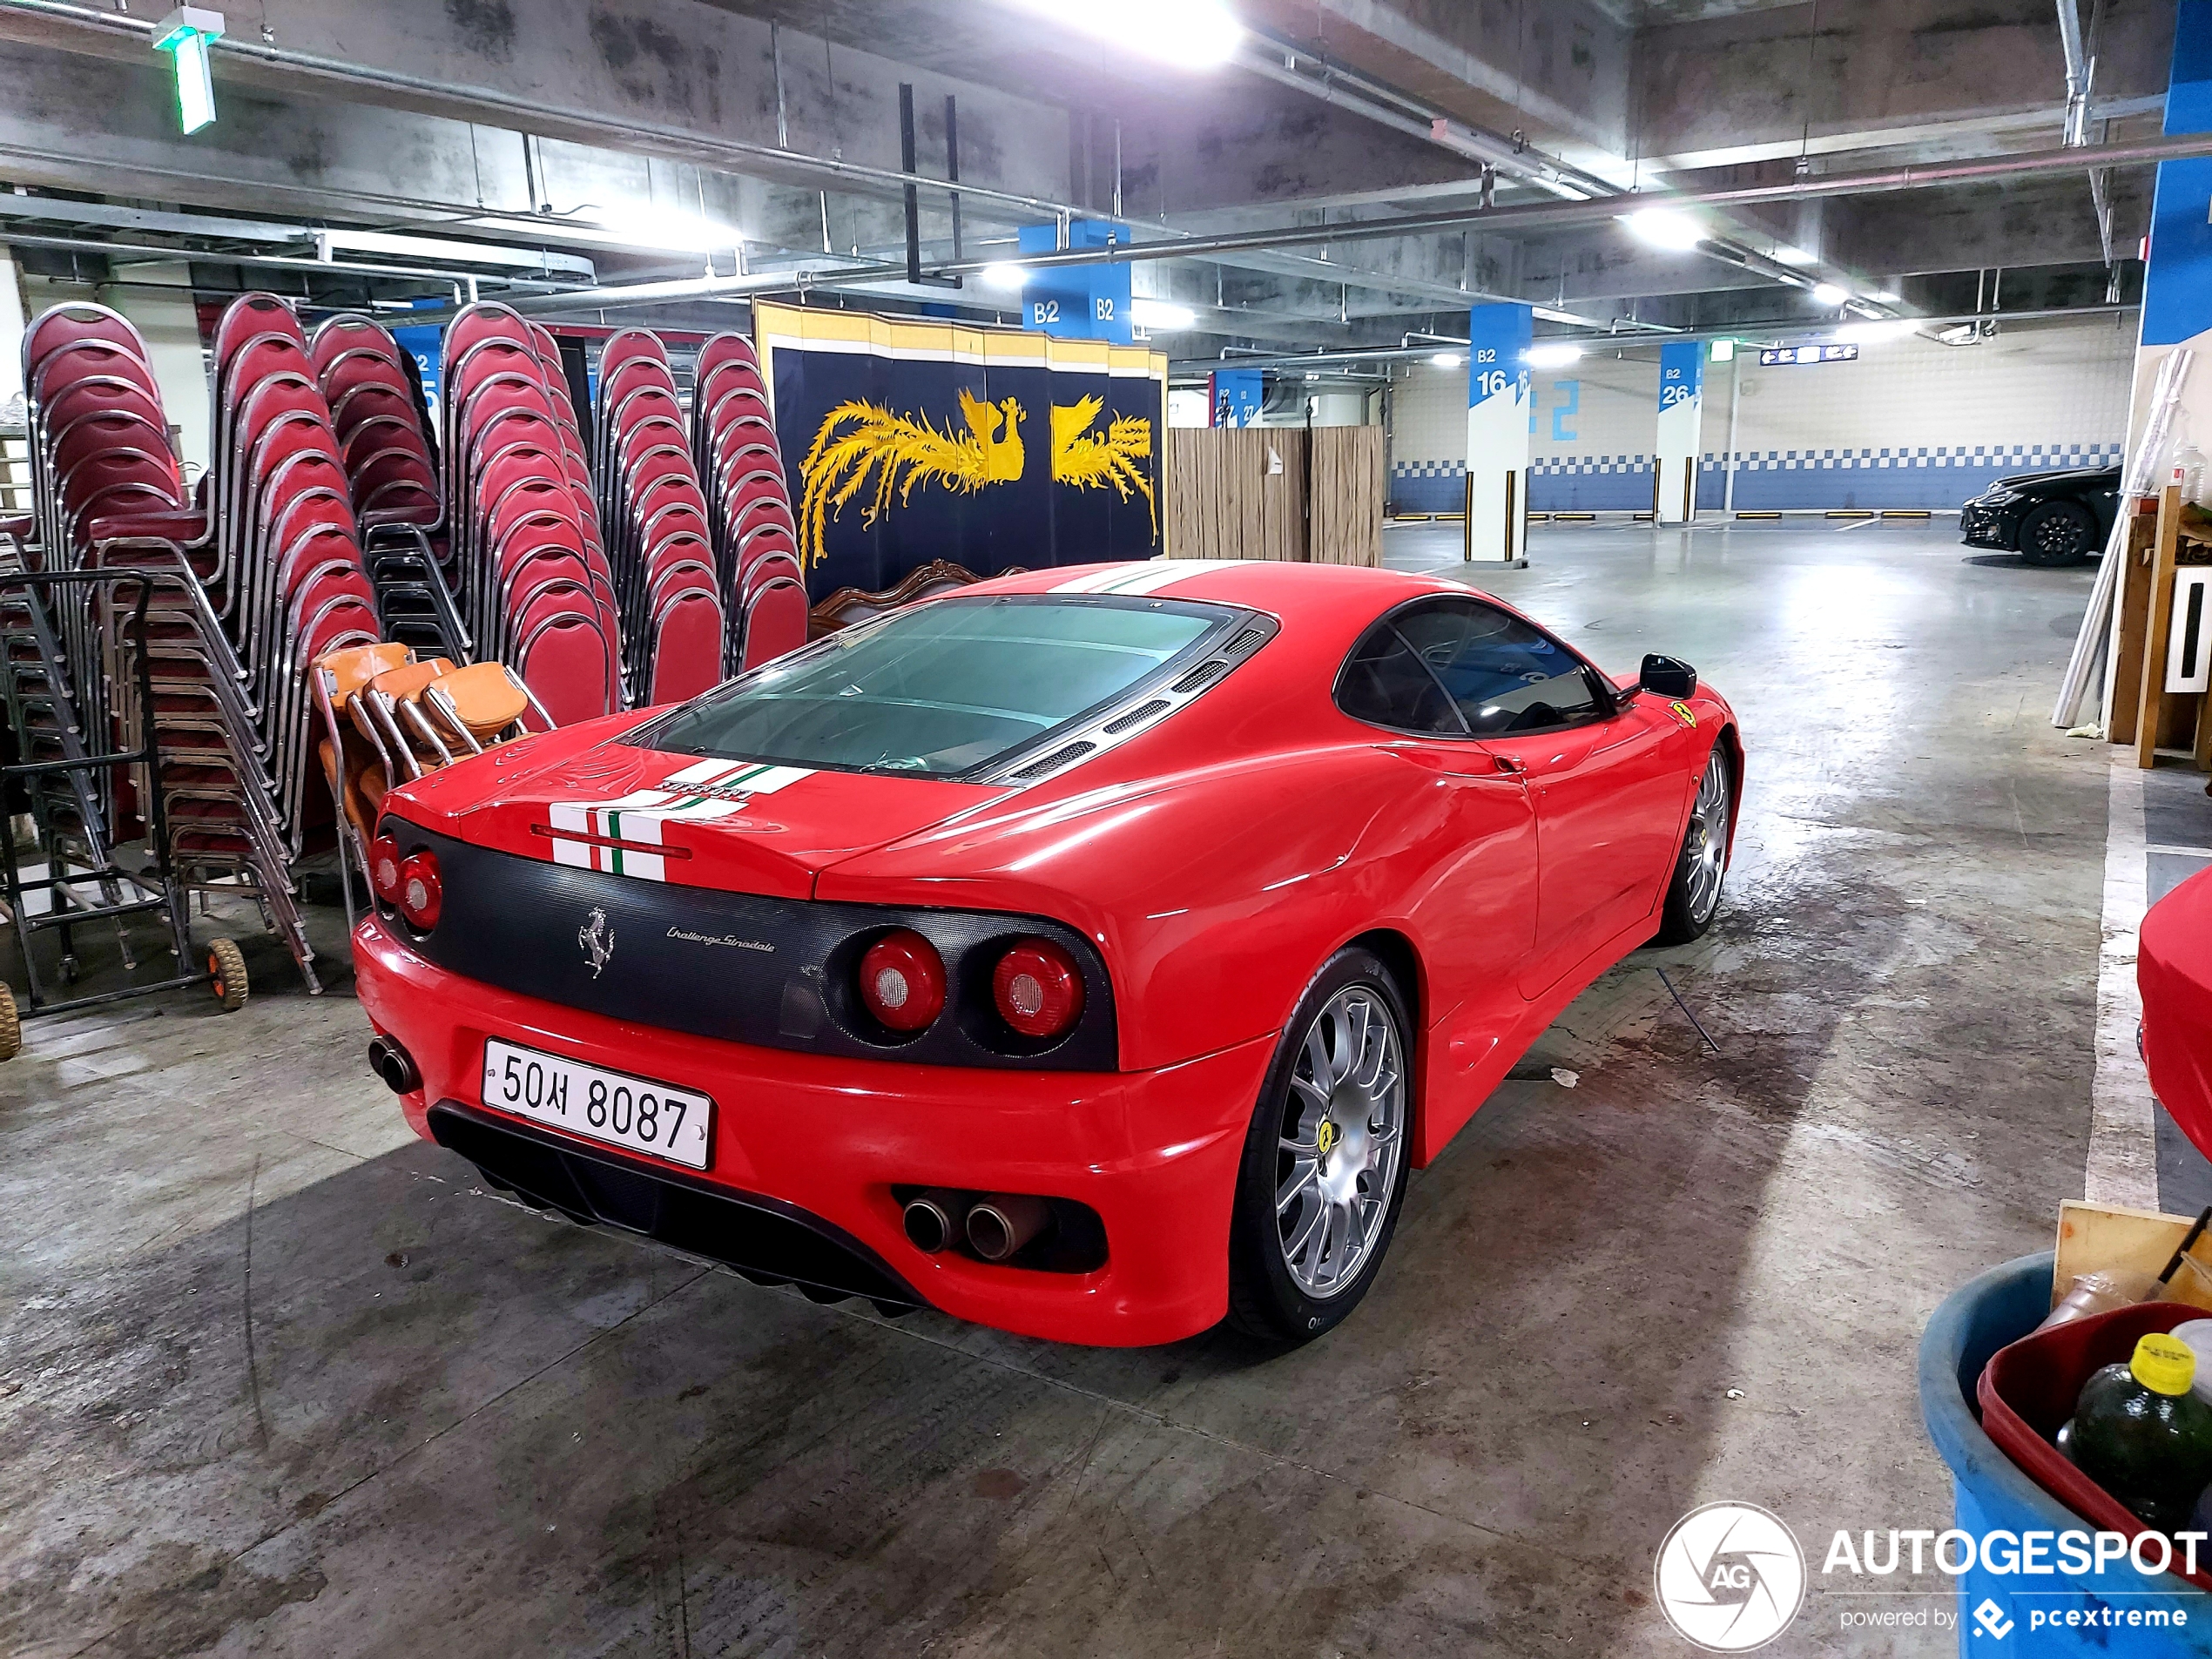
[354,560,1741,1346]
[2142,863,2212,1160]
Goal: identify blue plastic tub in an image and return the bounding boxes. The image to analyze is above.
[1919,1251,2212,1654]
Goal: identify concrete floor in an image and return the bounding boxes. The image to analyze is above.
[0,519,2192,1656]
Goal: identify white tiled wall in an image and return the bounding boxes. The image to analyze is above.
[1389,317,2137,512]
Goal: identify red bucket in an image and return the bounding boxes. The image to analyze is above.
[1977,1298,2212,1594]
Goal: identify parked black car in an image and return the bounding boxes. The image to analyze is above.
[1959,465,2121,565]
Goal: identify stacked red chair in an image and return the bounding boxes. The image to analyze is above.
[307,314,469,662]
[309,314,441,530]
[691,331,808,671]
[13,294,329,988]
[14,304,191,850]
[440,302,618,727]
[192,293,383,859]
[592,328,725,706]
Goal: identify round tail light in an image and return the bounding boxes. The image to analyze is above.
[858,929,945,1032]
[396,850,442,931]
[368,833,402,903]
[993,939,1084,1039]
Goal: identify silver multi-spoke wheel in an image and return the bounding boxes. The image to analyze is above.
[1683,749,1730,926]
[1274,984,1406,1299]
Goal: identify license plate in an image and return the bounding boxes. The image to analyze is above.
[481,1039,713,1170]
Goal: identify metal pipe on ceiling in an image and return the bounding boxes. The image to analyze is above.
[937,128,2212,278]
[2058,1,2094,146]
[1176,303,2139,372]
[0,227,583,288]
[0,0,1084,222]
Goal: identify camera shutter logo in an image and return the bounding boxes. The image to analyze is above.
[1654,1502,1806,1651]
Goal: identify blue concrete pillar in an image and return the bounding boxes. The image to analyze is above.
[1655,341,1705,524]
[1015,220,1133,344]
[1465,302,1532,563]
[1208,369,1262,428]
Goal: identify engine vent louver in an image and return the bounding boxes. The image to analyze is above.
[974,608,1279,788]
[1010,739,1097,781]
[1170,658,1229,694]
[1102,698,1171,735]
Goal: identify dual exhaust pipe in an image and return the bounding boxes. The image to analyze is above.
[903,1189,1052,1262]
[367,1034,421,1096]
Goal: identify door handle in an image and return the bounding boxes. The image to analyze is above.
[1492,753,1527,775]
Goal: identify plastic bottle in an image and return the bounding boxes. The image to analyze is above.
[2170,1318,2212,1407]
[2038,1269,2160,1329]
[2067,1332,2212,1529]
[2175,442,2209,504]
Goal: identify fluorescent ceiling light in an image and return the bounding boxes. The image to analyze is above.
[1833,320,1918,344]
[153,8,225,136]
[1710,339,1736,363]
[1130,298,1196,330]
[577,204,738,253]
[1624,208,1704,252]
[1525,342,1585,368]
[1772,246,1817,266]
[1811,282,1851,307]
[1430,352,1465,368]
[1868,289,1902,303]
[979,263,1029,290]
[1006,0,1241,68]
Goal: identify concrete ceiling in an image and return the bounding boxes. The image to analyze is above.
[0,0,2175,363]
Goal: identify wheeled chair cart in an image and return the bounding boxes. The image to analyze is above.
[0,564,247,1061]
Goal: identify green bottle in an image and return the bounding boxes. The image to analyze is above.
[2069,1333,2212,1530]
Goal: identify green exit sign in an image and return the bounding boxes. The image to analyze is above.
[152,7,226,134]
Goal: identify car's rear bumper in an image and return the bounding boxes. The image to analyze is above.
[354,916,1272,1346]
[2142,872,2212,1165]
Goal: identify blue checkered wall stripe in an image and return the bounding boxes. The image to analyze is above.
[1388,442,2122,514]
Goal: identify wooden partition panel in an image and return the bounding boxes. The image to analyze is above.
[1166,426,1383,567]
[1309,427,1384,567]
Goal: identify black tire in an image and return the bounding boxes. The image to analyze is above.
[1225,947,1413,1345]
[1655,744,1733,946]
[2017,501,2097,566]
[208,937,249,1011]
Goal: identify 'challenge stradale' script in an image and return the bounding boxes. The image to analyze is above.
[667,927,776,953]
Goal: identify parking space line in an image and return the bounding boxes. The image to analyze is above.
[2085,757,2160,1208]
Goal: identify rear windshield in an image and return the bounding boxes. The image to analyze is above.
[638,595,1231,778]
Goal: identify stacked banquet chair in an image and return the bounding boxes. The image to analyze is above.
[591,328,727,705]
[13,305,191,857]
[438,302,620,726]
[691,331,809,672]
[312,644,544,932]
[307,314,469,661]
[12,296,327,988]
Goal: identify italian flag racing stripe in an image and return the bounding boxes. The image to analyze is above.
[544,761,814,881]
[1049,560,1258,596]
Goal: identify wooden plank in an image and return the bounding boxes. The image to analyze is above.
[1309,426,1385,566]
[2138,486,2184,769]
[2110,506,2158,748]
[2054,1198,2212,1312]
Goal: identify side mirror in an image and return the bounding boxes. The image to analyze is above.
[1640,654,1697,698]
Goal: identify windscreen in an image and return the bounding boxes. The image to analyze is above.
[640,596,1224,777]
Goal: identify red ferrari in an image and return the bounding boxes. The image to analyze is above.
[2142,864,2212,1161]
[354,560,1741,1345]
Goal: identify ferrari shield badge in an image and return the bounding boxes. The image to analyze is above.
[1669,700,1698,729]
[579,907,616,979]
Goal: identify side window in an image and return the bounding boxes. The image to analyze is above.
[1336,619,1467,735]
[1392,601,1607,735]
